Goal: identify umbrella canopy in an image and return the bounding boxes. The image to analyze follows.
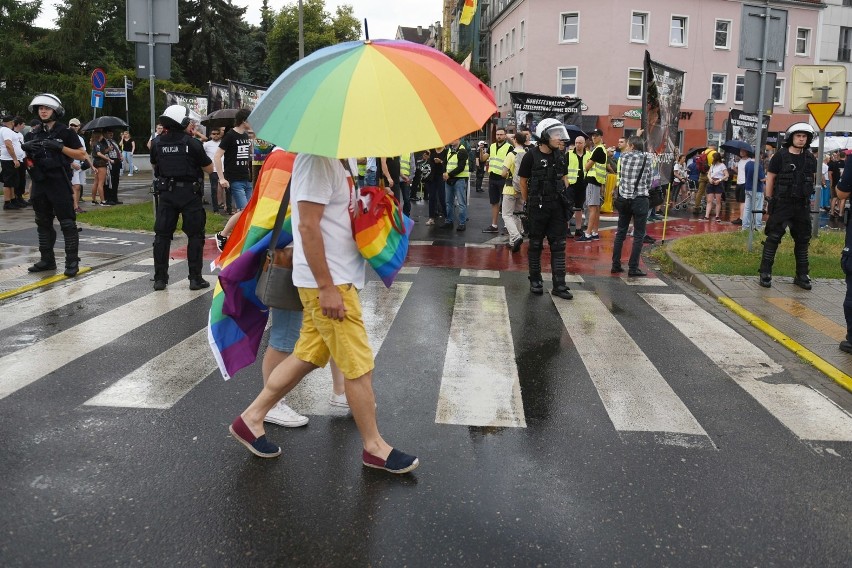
[721,139,754,155]
[80,115,128,132]
[250,39,496,158]
[565,124,587,144]
[685,146,706,160]
[202,108,240,129]
[811,136,846,153]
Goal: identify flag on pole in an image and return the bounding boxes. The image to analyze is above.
[460,0,477,26]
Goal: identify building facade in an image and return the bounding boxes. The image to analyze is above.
[480,0,825,150]
[816,0,852,132]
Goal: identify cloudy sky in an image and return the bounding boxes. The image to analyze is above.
[36,1,443,41]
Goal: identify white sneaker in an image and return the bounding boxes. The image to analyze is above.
[329,392,349,408]
[264,400,308,427]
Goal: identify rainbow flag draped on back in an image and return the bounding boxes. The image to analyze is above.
[207,149,295,380]
[460,0,477,26]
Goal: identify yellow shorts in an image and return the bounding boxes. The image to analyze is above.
[293,284,375,379]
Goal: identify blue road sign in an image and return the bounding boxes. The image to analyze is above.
[91,90,104,109]
[91,68,107,90]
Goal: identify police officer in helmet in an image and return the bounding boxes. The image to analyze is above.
[23,93,88,277]
[150,104,214,290]
[759,122,817,289]
[518,118,574,300]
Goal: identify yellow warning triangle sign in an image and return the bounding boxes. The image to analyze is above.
[807,102,841,130]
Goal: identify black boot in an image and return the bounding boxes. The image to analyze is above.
[28,259,57,272]
[529,275,544,295]
[759,237,779,289]
[793,240,811,290]
[60,219,80,277]
[759,272,772,288]
[29,221,57,272]
[793,274,812,290]
[552,279,573,300]
[189,277,210,290]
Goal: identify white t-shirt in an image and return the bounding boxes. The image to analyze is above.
[291,154,365,289]
[13,130,25,160]
[0,126,15,161]
[709,162,728,182]
[737,157,752,184]
[822,162,829,184]
[203,139,220,174]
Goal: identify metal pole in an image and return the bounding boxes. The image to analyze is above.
[124,75,130,132]
[812,88,829,238]
[148,0,157,219]
[748,5,772,253]
[298,0,304,60]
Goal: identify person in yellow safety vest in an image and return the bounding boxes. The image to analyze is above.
[693,145,717,216]
[357,158,367,186]
[398,153,413,216]
[578,128,608,242]
[482,127,514,233]
[442,138,469,230]
[566,136,589,238]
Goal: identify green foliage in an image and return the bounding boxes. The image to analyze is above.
[267,0,361,76]
[81,202,226,234]
[174,0,249,86]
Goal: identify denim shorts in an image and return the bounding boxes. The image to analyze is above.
[230,179,253,210]
[268,308,303,353]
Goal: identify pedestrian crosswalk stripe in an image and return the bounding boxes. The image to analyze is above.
[84,329,216,408]
[642,293,852,442]
[286,281,413,414]
[541,273,585,283]
[552,291,711,445]
[0,271,143,334]
[0,287,210,401]
[398,266,420,274]
[622,277,667,286]
[460,269,500,278]
[435,284,526,428]
[134,259,183,267]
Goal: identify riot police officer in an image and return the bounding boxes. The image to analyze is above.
[150,105,214,290]
[23,94,88,277]
[518,118,573,299]
[759,122,818,289]
[833,153,852,353]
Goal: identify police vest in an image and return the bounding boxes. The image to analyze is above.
[357,162,367,177]
[585,144,608,184]
[567,151,588,185]
[400,155,411,177]
[446,144,470,179]
[31,123,72,177]
[154,134,201,181]
[775,149,816,200]
[527,146,565,198]
[488,141,513,175]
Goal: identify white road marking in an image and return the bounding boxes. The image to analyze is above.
[552,291,709,442]
[541,273,585,283]
[134,258,183,266]
[642,293,852,442]
[0,287,209,401]
[435,284,526,428]
[622,277,667,286]
[285,281,412,415]
[398,266,420,274]
[459,269,500,278]
[85,329,216,408]
[0,271,144,334]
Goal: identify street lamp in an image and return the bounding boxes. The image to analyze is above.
[298,0,304,60]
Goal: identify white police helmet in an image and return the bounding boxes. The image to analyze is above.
[159,105,192,129]
[28,93,64,118]
[535,118,569,143]
[784,122,815,147]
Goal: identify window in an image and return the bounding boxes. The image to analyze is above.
[519,72,524,91]
[560,12,579,42]
[774,78,785,106]
[670,16,687,47]
[558,67,578,96]
[520,20,525,49]
[510,76,514,92]
[628,68,643,98]
[510,28,516,55]
[714,19,731,49]
[735,75,745,104]
[499,38,504,61]
[711,73,728,103]
[492,43,497,66]
[796,28,810,56]
[840,27,852,62]
[631,12,649,43]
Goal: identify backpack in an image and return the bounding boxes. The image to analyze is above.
[695,151,710,174]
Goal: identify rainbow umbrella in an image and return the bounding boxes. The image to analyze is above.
[250,39,496,158]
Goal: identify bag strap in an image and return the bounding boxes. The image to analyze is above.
[266,178,291,260]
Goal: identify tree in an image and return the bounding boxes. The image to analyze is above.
[173,0,249,86]
[266,0,361,76]
[0,0,45,114]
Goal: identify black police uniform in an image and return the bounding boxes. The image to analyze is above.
[150,128,212,288]
[25,121,83,276]
[834,156,852,352]
[518,145,572,299]
[759,147,817,288]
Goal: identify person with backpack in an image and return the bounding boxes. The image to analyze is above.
[693,145,716,216]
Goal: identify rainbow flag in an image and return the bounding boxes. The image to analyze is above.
[208,149,295,380]
[460,0,477,26]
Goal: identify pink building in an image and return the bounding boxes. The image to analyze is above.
[485,0,825,149]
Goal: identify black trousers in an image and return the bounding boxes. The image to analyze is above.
[760,197,811,275]
[105,165,121,202]
[153,187,206,282]
[31,179,78,266]
[527,198,568,283]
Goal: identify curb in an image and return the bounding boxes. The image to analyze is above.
[0,266,93,301]
[663,244,852,394]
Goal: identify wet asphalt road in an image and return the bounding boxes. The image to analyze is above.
[1,254,850,567]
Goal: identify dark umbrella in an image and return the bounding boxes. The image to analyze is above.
[685,146,706,161]
[201,108,240,129]
[565,124,587,143]
[721,139,754,155]
[80,115,128,132]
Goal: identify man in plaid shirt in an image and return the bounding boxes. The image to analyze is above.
[611,136,653,276]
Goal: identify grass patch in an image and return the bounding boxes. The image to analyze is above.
[664,229,845,279]
[80,202,227,234]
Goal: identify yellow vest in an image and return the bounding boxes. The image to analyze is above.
[400,154,411,177]
[585,143,608,184]
[446,144,470,178]
[567,150,589,185]
[488,141,512,175]
[357,162,366,177]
